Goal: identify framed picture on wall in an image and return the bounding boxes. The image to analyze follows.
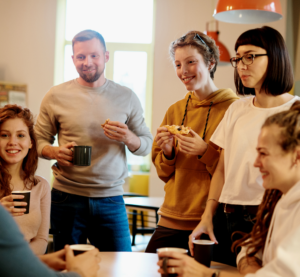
[0,82,27,107]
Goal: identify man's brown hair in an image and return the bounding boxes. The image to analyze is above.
[72,29,106,52]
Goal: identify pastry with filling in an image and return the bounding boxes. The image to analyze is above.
[164,125,191,135]
[101,118,110,128]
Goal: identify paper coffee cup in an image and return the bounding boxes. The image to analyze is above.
[157,248,188,277]
[193,239,215,267]
[12,191,31,214]
[70,244,95,256]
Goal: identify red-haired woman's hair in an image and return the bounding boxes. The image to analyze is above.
[233,100,300,259]
[0,105,39,197]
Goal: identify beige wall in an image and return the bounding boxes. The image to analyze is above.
[0,0,288,191]
[149,0,287,196]
[0,0,57,182]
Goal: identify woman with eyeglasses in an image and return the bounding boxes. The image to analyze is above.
[145,30,238,253]
[158,102,300,276]
[189,26,300,266]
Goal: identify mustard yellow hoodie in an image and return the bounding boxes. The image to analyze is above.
[153,88,239,230]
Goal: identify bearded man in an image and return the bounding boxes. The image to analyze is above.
[35,30,152,252]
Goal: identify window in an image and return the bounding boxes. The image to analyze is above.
[54,0,155,171]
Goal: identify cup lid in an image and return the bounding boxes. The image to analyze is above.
[157,247,188,254]
[70,244,95,251]
[193,239,215,245]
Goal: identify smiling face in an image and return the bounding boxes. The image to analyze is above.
[0,118,32,168]
[174,46,212,93]
[254,125,298,193]
[72,37,109,87]
[236,45,268,92]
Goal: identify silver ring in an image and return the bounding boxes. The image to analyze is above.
[171,267,175,274]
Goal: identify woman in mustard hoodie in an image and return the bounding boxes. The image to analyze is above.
[145,31,239,253]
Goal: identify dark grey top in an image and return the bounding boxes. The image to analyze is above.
[0,205,80,277]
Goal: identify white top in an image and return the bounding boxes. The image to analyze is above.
[211,96,300,205]
[237,180,300,277]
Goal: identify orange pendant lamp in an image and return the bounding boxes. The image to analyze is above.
[213,0,283,24]
[204,21,231,66]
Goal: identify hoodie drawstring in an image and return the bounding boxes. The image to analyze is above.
[181,93,192,126]
[176,94,213,147]
[202,101,213,140]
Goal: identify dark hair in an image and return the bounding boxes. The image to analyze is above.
[169,30,220,79]
[233,100,300,261]
[72,29,106,52]
[234,26,293,96]
[0,105,39,198]
[232,189,282,260]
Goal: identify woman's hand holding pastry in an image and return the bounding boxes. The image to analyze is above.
[155,127,174,159]
[176,130,207,156]
[0,195,26,216]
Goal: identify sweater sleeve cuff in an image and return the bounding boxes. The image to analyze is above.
[131,136,151,156]
[37,142,52,160]
[162,150,176,165]
[198,143,219,166]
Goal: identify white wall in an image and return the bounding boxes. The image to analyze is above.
[149,0,287,196]
[0,0,57,182]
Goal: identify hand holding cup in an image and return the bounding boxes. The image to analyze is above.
[157,248,188,277]
[0,194,28,216]
[66,245,100,277]
[157,250,215,277]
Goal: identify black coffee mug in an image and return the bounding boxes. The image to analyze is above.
[73,146,92,166]
[193,240,214,267]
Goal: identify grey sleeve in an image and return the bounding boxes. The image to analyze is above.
[35,89,58,158]
[0,206,80,277]
[126,91,153,156]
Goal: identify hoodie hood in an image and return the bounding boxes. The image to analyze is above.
[281,180,300,209]
[185,88,239,107]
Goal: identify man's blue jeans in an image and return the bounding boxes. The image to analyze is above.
[51,188,132,252]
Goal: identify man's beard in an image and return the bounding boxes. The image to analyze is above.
[79,68,104,83]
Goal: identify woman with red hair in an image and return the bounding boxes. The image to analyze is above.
[0,104,50,255]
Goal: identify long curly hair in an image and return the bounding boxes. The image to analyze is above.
[233,100,300,258]
[0,105,39,198]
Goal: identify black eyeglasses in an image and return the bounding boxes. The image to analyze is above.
[174,33,212,53]
[230,53,268,68]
